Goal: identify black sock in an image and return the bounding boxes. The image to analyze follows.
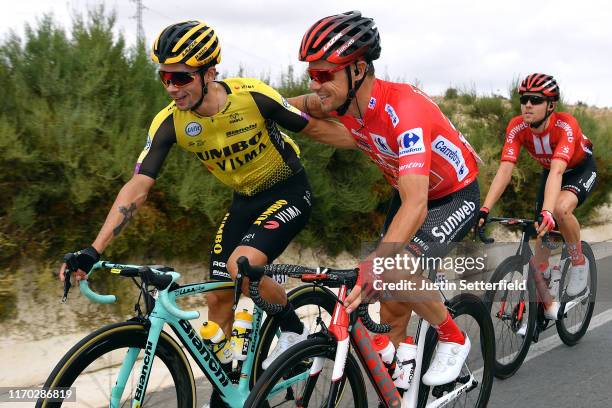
[278,302,304,334]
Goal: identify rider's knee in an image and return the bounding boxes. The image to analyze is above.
[553,201,574,224]
[206,291,233,310]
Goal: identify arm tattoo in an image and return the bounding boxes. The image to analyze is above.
[113,203,137,236]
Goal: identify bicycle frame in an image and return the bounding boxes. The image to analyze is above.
[80,262,269,408]
[293,284,477,408]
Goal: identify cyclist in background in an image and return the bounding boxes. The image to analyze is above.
[57,20,350,399]
[477,73,597,319]
[289,11,482,389]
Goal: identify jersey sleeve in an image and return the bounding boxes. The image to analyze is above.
[135,108,176,179]
[250,81,309,132]
[393,96,432,177]
[551,117,580,164]
[500,117,524,163]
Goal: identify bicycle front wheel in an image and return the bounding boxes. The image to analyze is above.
[36,321,195,408]
[484,255,536,379]
[246,336,367,408]
[254,284,337,383]
[556,241,597,346]
[418,293,495,408]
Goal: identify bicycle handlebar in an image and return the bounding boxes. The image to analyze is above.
[236,257,389,332]
[62,256,200,321]
[476,217,558,249]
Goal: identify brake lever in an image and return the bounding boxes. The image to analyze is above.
[62,253,78,303]
[232,271,243,311]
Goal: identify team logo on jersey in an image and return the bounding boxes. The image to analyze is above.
[385,104,400,128]
[144,134,152,150]
[229,113,243,124]
[185,122,202,137]
[398,128,425,156]
[432,135,468,181]
[371,133,397,157]
[368,97,377,109]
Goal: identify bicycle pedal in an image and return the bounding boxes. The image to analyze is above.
[432,381,456,398]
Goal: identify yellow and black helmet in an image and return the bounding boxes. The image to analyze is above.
[151,20,221,67]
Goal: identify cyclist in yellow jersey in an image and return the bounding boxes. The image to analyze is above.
[57,20,347,397]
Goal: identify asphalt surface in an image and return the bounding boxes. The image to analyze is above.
[177,248,612,407]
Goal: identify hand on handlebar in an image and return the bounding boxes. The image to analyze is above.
[535,210,555,237]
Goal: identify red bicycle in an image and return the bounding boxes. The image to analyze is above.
[242,257,494,408]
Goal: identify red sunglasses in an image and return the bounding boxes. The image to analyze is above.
[158,69,203,88]
[307,61,353,84]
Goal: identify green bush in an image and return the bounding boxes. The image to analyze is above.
[0,9,609,268]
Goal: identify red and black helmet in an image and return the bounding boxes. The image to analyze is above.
[518,73,560,100]
[299,11,381,64]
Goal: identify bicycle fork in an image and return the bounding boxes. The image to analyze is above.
[111,316,165,408]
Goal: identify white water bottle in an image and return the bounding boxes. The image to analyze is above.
[372,334,396,374]
[231,309,253,361]
[548,264,561,299]
[394,336,418,390]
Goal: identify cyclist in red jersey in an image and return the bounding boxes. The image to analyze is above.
[289,11,482,389]
[477,73,597,320]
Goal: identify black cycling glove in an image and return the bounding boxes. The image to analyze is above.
[73,246,100,273]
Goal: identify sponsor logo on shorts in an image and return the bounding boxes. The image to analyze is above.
[144,134,152,150]
[432,135,468,181]
[185,122,202,137]
[213,213,230,254]
[582,172,596,190]
[264,221,280,229]
[431,200,476,243]
[241,233,255,243]
[254,200,288,226]
[274,206,302,224]
[398,128,425,156]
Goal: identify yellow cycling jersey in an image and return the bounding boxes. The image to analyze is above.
[135,78,309,196]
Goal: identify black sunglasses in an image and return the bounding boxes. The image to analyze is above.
[519,95,547,105]
[158,69,204,88]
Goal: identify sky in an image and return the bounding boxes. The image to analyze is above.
[3,0,612,107]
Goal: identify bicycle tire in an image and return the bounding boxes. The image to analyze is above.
[253,284,337,384]
[556,241,597,346]
[246,336,367,407]
[418,293,495,408]
[484,255,536,379]
[36,321,195,408]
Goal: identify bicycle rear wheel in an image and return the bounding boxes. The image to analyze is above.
[36,321,195,408]
[484,256,536,379]
[418,293,495,408]
[556,241,597,346]
[246,336,367,407]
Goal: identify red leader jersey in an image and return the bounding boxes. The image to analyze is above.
[501,112,592,169]
[334,79,480,200]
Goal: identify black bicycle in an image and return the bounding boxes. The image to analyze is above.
[478,217,597,379]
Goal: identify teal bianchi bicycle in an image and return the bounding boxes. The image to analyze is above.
[36,253,337,407]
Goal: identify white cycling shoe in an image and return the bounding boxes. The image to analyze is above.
[262,326,309,369]
[544,301,560,320]
[422,334,471,386]
[566,259,589,297]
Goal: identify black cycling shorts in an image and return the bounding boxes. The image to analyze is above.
[382,181,480,259]
[536,154,597,211]
[209,170,312,281]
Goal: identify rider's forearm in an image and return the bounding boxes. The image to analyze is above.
[92,176,154,253]
[541,171,562,214]
[378,201,427,257]
[482,162,514,210]
[288,95,308,114]
[302,118,357,148]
